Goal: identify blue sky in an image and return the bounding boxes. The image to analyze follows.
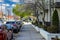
[4,0,15,5]
[2,0,24,5]
[0,0,24,6]
[0,0,24,15]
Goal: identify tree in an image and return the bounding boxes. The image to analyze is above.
[52,9,59,32]
[13,4,32,18]
[52,9,59,26]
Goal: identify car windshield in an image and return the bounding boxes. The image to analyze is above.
[0,20,3,23]
[6,21,15,24]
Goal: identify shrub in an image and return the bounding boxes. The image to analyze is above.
[51,9,59,33]
[32,20,38,26]
[38,24,47,30]
[53,36,60,40]
[52,9,59,26]
[47,25,58,33]
[37,23,42,28]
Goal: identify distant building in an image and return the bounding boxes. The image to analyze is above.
[0,12,3,18]
[36,0,60,26]
[6,15,14,20]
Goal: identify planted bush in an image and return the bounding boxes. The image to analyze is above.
[52,9,59,26]
[52,9,59,32]
[52,36,60,40]
[47,26,58,33]
[47,9,59,33]
[32,20,38,26]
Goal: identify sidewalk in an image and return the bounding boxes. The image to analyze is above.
[15,22,45,40]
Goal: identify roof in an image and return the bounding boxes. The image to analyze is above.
[6,15,14,19]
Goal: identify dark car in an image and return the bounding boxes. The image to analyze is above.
[16,21,23,31]
[6,21,19,33]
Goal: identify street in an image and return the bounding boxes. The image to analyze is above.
[13,22,45,40]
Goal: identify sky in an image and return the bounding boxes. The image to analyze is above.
[0,0,24,9]
[0,0,24,4]
[0,0,34,15]
[0,0,24,15]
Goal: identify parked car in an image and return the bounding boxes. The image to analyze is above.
[16,21,23,31]
[5,24,13,39]
[6,21,19,33]
[0,18,6,24]
[0,25,13,40]
[5,24,13,30]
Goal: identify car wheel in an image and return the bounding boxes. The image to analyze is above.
[18,29,20,32]
[13,29,18,33]
[11,34,13,39]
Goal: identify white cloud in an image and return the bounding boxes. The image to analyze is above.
[1,4,10,6]
[0,5,5,13]
[24,0,35,3]
[10,0,20,2]
[12,4,16,7]
[5,4,10,6]
[2,4,6,6]
[0,0,3,2]
[0,4,10,14]
[0,6,5,10]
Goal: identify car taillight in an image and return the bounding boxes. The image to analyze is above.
[13,24,16,26]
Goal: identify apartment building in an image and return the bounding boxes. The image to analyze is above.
[36,0,60,26]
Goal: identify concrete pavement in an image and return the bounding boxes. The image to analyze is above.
[15,22,45,40]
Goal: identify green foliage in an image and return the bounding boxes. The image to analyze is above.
[52,9,59,26]
[49,9,59,33]
[12,4,32,18]
[47,26,58,33]
[32,20,38,26]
